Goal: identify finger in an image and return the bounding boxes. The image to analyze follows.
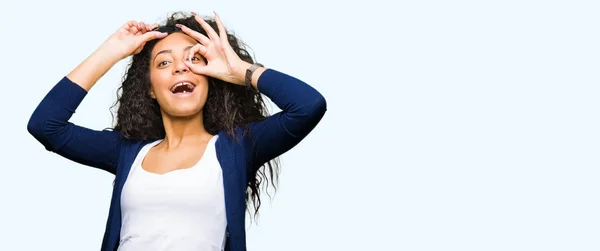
[134,24,144,36]
[119,21,137,34]
[128,23,140,34]
[187,43,208,62]
[137,22,148,32]
[213,12,237,59]
[145,23,156,32]
[140,22,155,35]
[213,12,228,45]
[122,20,137,30]
[139,31,168,42]
[193,13,219,41]
[184,59,209,75]
[176,24,210,45]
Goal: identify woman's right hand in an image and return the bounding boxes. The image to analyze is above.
[102,21,168,60]
[66,21,168,91]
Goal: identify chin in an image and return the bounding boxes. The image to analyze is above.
[161,99,203,117]
[161,103,205,118]
[157,89,208,118]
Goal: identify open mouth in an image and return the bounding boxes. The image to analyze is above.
[170,81,196,94]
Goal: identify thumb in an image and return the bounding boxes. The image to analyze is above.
[184,60,209,75]
[139,31,168,43]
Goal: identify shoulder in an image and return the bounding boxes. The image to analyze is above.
[109,132,156,158]
[123,138,158,151]
[214,127,255,153]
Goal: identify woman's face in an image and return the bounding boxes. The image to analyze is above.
[149,32,208,118]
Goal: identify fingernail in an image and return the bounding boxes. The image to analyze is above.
[192,11,197,16]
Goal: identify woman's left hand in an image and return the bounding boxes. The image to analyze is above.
[177,12,251,86]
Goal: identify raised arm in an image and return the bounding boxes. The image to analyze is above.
[247,69,327,169]
[176,13,327,172]
[27,21,167,174]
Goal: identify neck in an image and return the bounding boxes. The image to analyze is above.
[160,111,212,150]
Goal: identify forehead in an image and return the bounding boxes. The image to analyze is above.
[152,32,197,56]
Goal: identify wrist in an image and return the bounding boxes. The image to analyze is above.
[66,44,123,91]
[97,41,129,62]
[231,61,252,85]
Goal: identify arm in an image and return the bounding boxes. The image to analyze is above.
[176,13,327,171]
[246,68,327,170]
[27,21,166,174]
[27,75,123,174]
[28,44,125,174]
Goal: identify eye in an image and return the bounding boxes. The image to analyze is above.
[191,55,206,64]
[158,61,169,67]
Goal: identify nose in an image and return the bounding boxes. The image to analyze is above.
[173,59,190,74]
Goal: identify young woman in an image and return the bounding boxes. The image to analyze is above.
[27,11,326,251]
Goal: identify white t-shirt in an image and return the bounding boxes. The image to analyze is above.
[118,136,227,251]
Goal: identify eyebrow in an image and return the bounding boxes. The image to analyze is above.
[153,45,194,61]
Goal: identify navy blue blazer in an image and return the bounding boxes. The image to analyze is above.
[27,69,327,251]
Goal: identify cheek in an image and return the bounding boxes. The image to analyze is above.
[149,73,170,95]
[199,84,209,98]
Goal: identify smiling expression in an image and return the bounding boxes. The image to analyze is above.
[149,32,208,118]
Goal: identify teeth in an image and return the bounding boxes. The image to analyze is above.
[171,82,194,92]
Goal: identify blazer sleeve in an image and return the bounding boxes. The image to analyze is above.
[27,77,123,174]
[247,69,327,172]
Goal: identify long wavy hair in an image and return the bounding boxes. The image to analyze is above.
[110,12,279,219]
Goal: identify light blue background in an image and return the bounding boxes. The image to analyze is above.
[1,0,598,250]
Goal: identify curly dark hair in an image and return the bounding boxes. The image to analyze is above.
[110,12,279,219]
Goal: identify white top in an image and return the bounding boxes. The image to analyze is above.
[118,136,227,251]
